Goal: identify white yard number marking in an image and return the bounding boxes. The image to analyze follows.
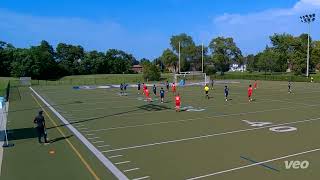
[242,120,297,133]
[242,120,272,127]
[269,126,297,133]
[184,106,205,112]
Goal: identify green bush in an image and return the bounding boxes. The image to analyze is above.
[211,74,316,82]
[143,64,161,81]
[204,66,217,75]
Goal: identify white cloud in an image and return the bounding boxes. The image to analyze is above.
[205,0,320,55]
[294,0,320,9]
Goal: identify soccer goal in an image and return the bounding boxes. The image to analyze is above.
[174,71,209,86]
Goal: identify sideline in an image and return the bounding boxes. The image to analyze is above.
[30,87,128,180]
[0,102,9,175]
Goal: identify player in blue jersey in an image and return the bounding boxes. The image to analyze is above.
[160,87,165,103]
[153,84,157,95]
[224,86,229,101]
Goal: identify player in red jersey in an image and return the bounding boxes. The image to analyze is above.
[175,93,181,112]
[248,84,253,102]
[254,80,258,90]
[142,83,147,94]
[172,82,177,95]
[145,88,151,102]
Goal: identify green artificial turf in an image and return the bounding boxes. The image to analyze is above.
[3,80,320,180]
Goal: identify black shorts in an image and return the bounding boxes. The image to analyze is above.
[205,91,208,94]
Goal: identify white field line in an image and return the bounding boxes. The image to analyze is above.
[132,176,150,180]
[47,87,320,112]
[84,102,320,133]
[68,101,306,124]
[63,93,320,125]
[123,168,140,172]
[102,117,320,153]
[86,134,95,136]
[88,137,100,140]
[29,87,129,180]
[115,161,130,165]
[97,144,110,148]
[54,92,258,113]
[75,124,85,127]
[0,102,9,176]
[186,147,320,180]
[92,141,104,144]
[109,155,123,159]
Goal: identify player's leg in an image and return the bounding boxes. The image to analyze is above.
[176,105,180,112]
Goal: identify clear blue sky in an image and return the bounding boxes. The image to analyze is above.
[1,0,319,59]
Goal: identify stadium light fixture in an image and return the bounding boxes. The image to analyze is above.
[300,13,316,77]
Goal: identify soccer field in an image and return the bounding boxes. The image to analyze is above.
[30,80,320,180]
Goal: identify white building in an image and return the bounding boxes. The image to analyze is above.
[229,64,247,72]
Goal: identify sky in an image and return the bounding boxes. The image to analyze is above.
[0,0,319,59]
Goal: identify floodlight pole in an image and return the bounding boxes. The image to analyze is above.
[202,43,204,73]
[178,41,181,73]
[307,23,310,77]
[300,13,316,77]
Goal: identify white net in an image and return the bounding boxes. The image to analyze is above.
[174,72,209,86]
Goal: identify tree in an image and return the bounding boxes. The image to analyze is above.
[153,57,165,72]
[0,41,15,76]
[170,33,195,53]
[140,58,151,66]
[256,48,278,75]
[245,54,256,73]
[10,41,60,79]
[106,49,136,74]
[142,63,161,81]
[56,43,85,75]
[290,34,309,75]
[160,49,178,73]
[269,33,296,72]
[170,33,198,72]
[311,41,320,71]
[80,51,107,74]
[209,37,242,75]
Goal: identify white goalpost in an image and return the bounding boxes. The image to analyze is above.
[175,42,208,86]
[174,72,209,86]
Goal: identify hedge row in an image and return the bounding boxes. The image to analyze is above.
[211,74,318,82]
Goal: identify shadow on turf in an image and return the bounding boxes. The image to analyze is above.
[5,101,85,114]
[47,104,172,130]
[49,135,73,144]
[2,127,73,144]
[138,104,171,111]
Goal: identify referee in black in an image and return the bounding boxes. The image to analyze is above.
[34,111,49,144]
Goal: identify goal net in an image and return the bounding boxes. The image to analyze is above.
[174,72,209,86]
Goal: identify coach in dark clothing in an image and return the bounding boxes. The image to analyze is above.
[34,111,48,144]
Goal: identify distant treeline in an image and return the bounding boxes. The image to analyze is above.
[1,32,319,80]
